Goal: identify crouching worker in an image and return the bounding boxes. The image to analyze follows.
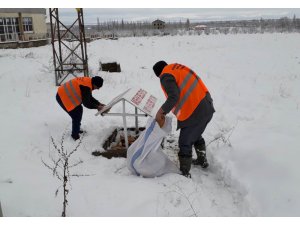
[153,61,215,178]
[56,76,106,140]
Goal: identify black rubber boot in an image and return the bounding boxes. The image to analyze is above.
[71,133,80,141]
[179,157,192,178]
[192,143,209,168]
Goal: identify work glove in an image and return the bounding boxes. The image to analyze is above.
[102,106,111,114]
[98,103,111,115]
[155,108,166,128]
[97,103,105,111]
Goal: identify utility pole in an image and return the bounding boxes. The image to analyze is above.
[49,8,89,86]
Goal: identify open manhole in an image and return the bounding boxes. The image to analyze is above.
[99,61,121,72]
[92,127,145,159]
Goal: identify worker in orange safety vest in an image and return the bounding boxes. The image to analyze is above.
[153,61,215,178]
[56,76,107,140]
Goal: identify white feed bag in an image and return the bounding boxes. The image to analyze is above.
[127,116,180,178]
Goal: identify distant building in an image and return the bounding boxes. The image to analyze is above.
[194,25,207,30]
[152,19,165,30]
[0,8,47,42]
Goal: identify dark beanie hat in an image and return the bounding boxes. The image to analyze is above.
[91,76,103,87]
[153,61,168,77]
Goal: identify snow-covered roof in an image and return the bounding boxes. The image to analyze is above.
[152,19,165,24]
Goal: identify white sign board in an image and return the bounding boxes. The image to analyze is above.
[96,87,162,117]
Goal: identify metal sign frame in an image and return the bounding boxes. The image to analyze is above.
[96,89,148,149]
[95,88,160,149]
[49,8,89,86]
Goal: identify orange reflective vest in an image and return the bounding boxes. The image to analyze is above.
[57,77,93,112]
[160,63,208,121]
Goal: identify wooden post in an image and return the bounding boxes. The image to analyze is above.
[18,12,24,41]
[0,201,3,217]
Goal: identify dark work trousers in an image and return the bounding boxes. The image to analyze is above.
[178,112,213,158]
[56,94,83,136]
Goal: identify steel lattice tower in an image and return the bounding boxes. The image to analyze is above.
[49,8,89,86]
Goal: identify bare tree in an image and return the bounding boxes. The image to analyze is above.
[158,180,201,217]
[42,132,91,217]
[207,122,238,148]
[185,19,190,31]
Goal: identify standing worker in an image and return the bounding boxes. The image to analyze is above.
[56,76,106,140]
[153,61,215,178]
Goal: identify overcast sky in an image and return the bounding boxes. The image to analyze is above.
[47,8,300,24]
[4,0,300,24]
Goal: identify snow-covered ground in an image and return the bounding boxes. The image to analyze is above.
[0,33,300,216]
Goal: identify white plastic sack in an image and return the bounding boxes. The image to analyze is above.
[127,116,180,178]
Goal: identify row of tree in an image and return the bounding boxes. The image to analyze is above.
[84,15,300,38]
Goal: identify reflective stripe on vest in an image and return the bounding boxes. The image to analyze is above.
[58,77,92,112]
[173,71,199,116]
[65,81,81,105]
[178,69,194,91]
[63,82,77,108]
[160,64,208,121]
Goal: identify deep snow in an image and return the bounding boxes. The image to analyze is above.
[0,33,300,216]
